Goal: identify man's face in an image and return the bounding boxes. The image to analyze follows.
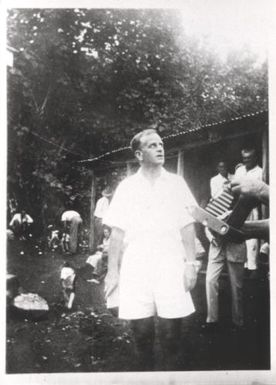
[103,228,110,238]
[242,151,257,170]
[217,162,227,178]
[136,133,165,166]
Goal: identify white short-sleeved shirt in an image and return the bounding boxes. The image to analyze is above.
[60,267,75,281]
[210,173,233,198]
[104,168,197,319]
[94,196,110,219]
[235,164,263,221]
[61,210,81,222]
[104,168,196,249]
[234,164,263,180]
[86,252,102,268]
[9,213,33,226]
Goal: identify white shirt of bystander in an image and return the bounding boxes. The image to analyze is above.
[9,213,33,226]
[61,210,81,222]
[235,164,263,180]
[60,266,75,282]
[94,196,110,219]
[210,173,233,199]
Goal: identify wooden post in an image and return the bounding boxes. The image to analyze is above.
[89,170,96,252]
[177,150,184,177]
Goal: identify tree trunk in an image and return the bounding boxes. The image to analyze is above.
[89,170,96,252]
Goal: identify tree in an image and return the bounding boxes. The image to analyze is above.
[7,8,268,230]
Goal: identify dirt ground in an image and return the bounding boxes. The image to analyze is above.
[6,238,270,373]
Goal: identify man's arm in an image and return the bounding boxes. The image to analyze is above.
[26,214,33,224]
[9,215,15,227]
[230,178,269,206]
[180,223,196,262]
[241,219,269,241]
[180,223,198,292]
[104,226,125,298]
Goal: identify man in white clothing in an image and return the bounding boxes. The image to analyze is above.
[104,129,198,370]
[61,209,83,254]
[94,187,112,247]
[235,148,263,276]
[210,161,233,199]
[9,209,33,240]
[204,162,246,333]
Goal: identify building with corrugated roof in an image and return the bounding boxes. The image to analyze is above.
[79,110,268,251]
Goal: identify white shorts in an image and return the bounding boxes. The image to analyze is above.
[118,246,195,320]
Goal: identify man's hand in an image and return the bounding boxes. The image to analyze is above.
[230,177,269,205]
[104,270,119,298]
[183,264,198,292]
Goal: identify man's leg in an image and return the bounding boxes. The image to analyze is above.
[67,291,75,309]
[130,317,155,371]
[24,223,32,240]
[227,260,244,327]
[245,207,260,273]
[12,220,21,238]
[158,317,182,370]
[206,244,224,323]
[245,238,259,272]
[62,288,69,305]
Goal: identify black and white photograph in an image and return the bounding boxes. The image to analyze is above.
[2,0,275,384]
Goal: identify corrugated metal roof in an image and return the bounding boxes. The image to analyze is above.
[78,109,268,165]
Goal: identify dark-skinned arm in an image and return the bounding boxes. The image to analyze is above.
[241,219,269,241]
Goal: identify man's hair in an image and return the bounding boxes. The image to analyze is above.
[63,261,72,268]
[241,148,256,156]
[130,129,158,153]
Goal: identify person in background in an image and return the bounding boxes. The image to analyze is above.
[235,148,263,278]
[86,246,106,284]
[60,262,77,310]
[9,209,33,240]
[203,162,246,333]
[61,207,83,254]
[47,225,61,251]
[94,187,113,247]
[61,225,70,253]
[104,129,198,371]
[8,197,18,220]
[102,226,111,254]
[210,161,233,199]
[86,227,111,284]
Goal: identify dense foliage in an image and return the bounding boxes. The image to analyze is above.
[7,8,268,229]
